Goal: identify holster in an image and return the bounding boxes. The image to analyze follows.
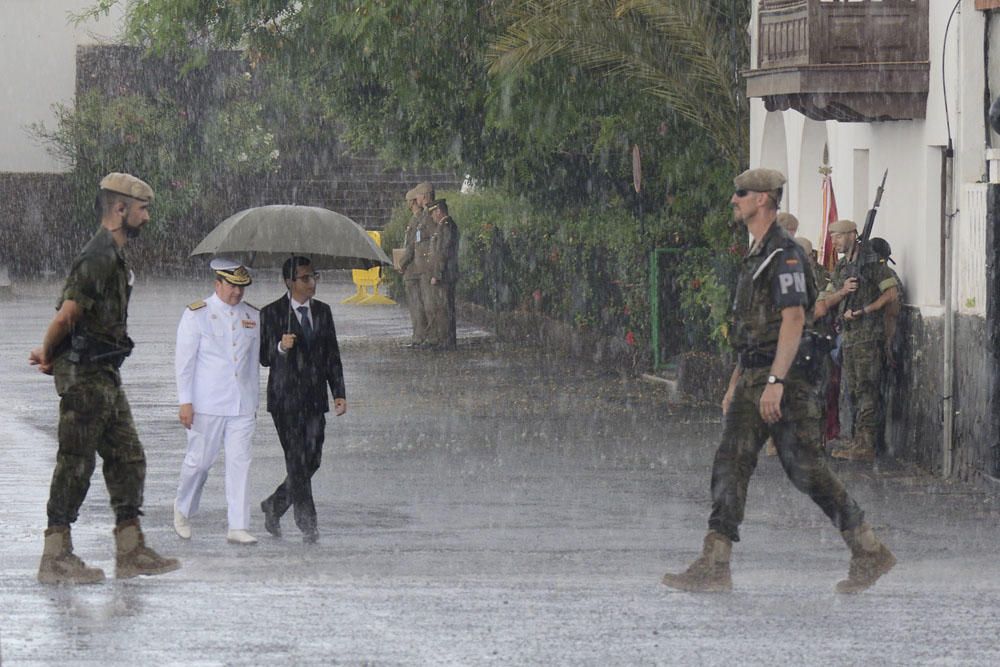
[67,333,134,369]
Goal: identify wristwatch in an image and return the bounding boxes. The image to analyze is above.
[767,375,784,385]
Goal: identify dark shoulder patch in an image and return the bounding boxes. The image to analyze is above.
[187,300,206,311]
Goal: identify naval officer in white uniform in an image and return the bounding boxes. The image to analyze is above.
[173,258,260,544]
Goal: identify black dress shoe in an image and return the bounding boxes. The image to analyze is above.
[302,528,320,544]
[261,500,281,537]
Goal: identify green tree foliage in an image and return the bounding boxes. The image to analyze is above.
[76,0,748,355]
[31,80,279,266]
[84,0,746,213]
[490,0,749,169]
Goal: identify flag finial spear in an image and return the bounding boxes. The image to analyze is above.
[819,144,832,176]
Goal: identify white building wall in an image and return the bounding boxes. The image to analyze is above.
[0,0,123,173]
[749,0,985,311]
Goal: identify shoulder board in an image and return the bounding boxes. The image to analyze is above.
[242,302,259,311]
[187,300,206,311]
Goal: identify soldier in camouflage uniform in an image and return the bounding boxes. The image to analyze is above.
[29,172,180,584]
[399,183,435,347]
[661,168,895,594]
[814,220,900,462]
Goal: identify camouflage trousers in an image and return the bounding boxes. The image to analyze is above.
[708,369,864,542]
[47,373,146,526]
[842,342,885,450]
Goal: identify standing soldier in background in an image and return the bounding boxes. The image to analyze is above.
[29,172,180,584]
[776,211,799,236]
[814,220,900,462]
[869,237,904,370]
[661,168,895,595]
[427,199,460,350]
[398,183,435,348]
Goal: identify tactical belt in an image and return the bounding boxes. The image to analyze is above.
[738,350,774,369]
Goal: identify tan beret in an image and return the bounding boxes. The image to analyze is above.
[411,182,434,196]
[828,219,858,233]
[776,212,799,232]
[99,172,154,202]
[404,187,418,201]
[733,167,786,193]
[794,236,814,255]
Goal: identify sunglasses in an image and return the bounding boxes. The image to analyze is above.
[734,189,751,198]
[292,272,321,282]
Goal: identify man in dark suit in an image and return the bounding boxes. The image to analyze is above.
[259,256,347,543]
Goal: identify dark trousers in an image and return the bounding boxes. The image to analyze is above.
[265,412,326,532]
[708,370,864,542]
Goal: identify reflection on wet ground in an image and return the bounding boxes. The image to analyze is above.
[1,276,999,664]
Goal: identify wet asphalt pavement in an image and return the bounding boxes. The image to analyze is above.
[2,275,1000,665]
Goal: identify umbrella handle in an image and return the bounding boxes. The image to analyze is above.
[286,253,294,335]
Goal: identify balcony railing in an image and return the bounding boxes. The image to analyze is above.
[746,0,929,122]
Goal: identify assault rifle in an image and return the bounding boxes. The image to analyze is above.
[841,169,888,318]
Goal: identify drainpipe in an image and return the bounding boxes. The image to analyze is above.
[943,140,956,478]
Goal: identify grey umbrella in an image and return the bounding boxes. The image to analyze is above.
[190,204,392,270]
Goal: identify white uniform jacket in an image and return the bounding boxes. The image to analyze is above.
[175,293,260,416]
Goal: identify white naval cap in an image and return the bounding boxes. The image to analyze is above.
[210,257,252,286]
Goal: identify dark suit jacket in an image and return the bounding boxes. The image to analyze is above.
[260,295,345,415]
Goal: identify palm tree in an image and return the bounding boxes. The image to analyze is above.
[488,0,749,169]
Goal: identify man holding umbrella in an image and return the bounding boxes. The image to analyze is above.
[259,256,347,543]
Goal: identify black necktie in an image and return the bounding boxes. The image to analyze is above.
[297,306,313,341]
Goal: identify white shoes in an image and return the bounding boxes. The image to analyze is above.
[226,529,258,545]
[173,501,191,539]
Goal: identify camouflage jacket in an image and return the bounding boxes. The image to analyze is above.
[53,227,132,391]
[730,222,816,356]
[820,249,899,347]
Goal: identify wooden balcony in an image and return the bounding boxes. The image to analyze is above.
[745,0,929,122]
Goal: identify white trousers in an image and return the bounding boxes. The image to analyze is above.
[175,412,256,530]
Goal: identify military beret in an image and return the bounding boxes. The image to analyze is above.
[99,172,154,202]
[828,219,858,233]
[404,187,418,201]
[794,236,814,255]
[411,182,434,196]
[733,167,786,193]
[427,198,447,212]
[776,212,799,232]
[210,257,252,286]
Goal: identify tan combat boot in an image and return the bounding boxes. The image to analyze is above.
[37,525,105,585]
[661,531,733,592]
[836,523,896,593]
[114,518,181,579]
[830,435,875,462]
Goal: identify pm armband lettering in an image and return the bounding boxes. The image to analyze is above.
[772,252,809,308]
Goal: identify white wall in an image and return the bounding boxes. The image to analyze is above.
[0,0,123,173]
[749,0,985,309]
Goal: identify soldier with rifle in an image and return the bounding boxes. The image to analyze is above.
[814,172,899,462]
